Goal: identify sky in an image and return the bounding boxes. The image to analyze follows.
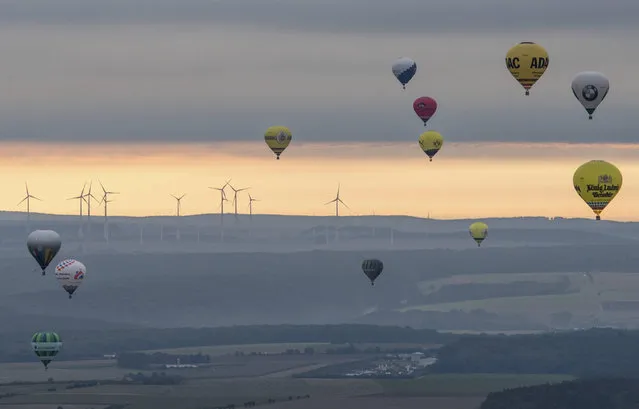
[1,0,638,219]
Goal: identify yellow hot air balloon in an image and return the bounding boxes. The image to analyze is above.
[469,222,488,247]
[264,126,292,160]
[505,42,549,96]
[418,131,444,162]
[573,160,622,221]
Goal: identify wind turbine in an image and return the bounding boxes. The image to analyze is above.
[209,181,230,242]
[18,182,41,232]
[83,180,99,236]
[170,193,186,217]
[208,180,229,225]
[68,182,87,238]
[99,180,119,242]
[171,193,186,241]
[324,183,349,217]
[227,182,250,219]
[248,193,259,218]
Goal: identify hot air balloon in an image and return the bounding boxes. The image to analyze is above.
[418,131,444,162]
[31,331,62,370]
[413,97,437,126]
[362,259,384,286]
[55,259,86,299]
[26,230,62,276]
[264,126,292,160]
[469,222,488,247]
[573,160,622,221]
[571,71,610,120]
[391,57,417,90]
[505,42,549,96]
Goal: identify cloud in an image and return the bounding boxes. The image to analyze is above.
[0,1,637,143]
[2,0,638,33]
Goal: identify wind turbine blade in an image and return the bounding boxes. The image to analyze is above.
[99,179,106,193]
[338,199,350,209]
[324,199,338,205]
[17,197,27,206]
[31,196,42,201]
[170,194,177,199]
[108,191,120,195]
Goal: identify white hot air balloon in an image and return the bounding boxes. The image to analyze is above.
[571,71,610,120]
[391,57,417,90]
[54,259,86,299]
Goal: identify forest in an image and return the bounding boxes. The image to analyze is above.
[480,378,639,409]
[430,328,639,377]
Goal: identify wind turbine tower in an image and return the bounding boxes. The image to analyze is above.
[248,193,259,219]
[209,181,229,242]
[171,193,186,240]
[324,184,350,243]
[171,193,186,217]
[324,184,349,217]
[83,180,99,237]
[227,182,249,220]
[68,182,87,238]
[99,180,119,242]
[18,182,41,232]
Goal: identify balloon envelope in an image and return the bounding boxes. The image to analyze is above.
[31,331,62,370]
[573,160,622,220]
[418,131,444,162]
[469,222,488,247]
[55,259,87,299]
[264,126,292,160]
[413,97,437,126]
[392,57,417,89]
[26,230,62,275]
[361,259,384,286]
[505,42,549,95]
[571,71,610,119]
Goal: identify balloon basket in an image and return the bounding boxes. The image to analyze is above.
[525,90,530,96]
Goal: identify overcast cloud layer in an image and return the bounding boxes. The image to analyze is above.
[0,0,637,144]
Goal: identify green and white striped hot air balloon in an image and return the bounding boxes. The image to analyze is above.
[31,332,62,370]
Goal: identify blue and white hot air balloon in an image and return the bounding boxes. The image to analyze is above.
[391,57,417,90]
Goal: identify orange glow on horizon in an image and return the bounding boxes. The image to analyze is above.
[1,141,638,221]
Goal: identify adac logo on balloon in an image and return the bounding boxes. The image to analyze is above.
[582,85,598,101]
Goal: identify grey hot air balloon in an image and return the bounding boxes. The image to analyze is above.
[361,259,384,286]
[26,230,62,276]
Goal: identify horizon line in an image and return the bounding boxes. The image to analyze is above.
[0,210,624,223]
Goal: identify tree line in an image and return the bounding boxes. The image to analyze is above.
[430,328,639,377]
[480,378,639,409]
[0,324,453,363]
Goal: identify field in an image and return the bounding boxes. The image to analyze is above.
[379,373,576,396]
[0,344,575,409]
[402,272,639,327]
